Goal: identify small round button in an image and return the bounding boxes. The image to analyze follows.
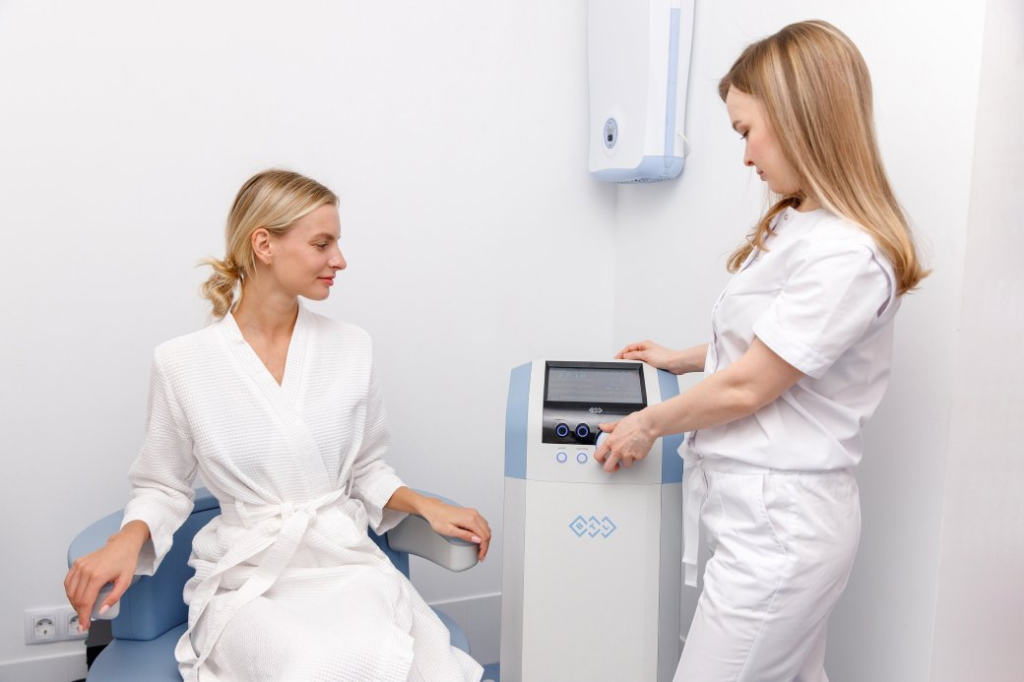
[575,423,590,439]
[556,451,567,464]
[576,452,588,464]
[555,423,570,438]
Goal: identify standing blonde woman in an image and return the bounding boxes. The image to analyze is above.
[594,21,927,681]
[64,170,489,681]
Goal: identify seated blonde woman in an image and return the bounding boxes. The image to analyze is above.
[64,169,490,681]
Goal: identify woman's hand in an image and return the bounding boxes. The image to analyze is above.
[420,499,492,562]
[616,340,680,373]
[616,340,708,375]
[593,411,657,473]
[63,521,147,632]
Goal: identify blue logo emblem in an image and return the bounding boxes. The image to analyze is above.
[569,515,617,538]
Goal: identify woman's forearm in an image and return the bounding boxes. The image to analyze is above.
[642,340,803,438]
[384,486,440,517]
[642,369,759,438]
[672,344,709,374]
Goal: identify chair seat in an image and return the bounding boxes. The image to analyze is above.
[88,623,186,682]
[86,611,468,681]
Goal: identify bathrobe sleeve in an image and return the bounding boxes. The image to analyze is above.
[120,349,198,575]
[349,360,408,534]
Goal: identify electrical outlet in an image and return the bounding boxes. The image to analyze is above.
[24,606,86,644]
[61,607,87,641]
[24,609,58,645]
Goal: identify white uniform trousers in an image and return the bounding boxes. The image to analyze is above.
[673,459,860,682]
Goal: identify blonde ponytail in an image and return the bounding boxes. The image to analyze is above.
[200,257,243,318]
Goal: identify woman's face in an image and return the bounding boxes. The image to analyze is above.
[267,204,347,301]
[725,87,802,196]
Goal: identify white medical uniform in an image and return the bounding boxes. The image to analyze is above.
[120,305,482,682]
[674,207,900,682]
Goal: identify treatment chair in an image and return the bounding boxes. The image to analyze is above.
[67,488,479,681]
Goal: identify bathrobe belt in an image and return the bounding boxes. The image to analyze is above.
[177,490,346,676]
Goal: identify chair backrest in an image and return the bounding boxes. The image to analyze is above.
[112,488,409,641]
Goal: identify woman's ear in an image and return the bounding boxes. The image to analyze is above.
[251,228,272,266]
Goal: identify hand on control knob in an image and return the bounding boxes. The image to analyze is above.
[593,412,656,473]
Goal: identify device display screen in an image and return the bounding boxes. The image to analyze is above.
[546,366,643,404]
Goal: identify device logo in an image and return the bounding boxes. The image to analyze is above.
[588,407,603,414]
[569,515,617,538]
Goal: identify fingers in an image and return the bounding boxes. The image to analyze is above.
[105,573,132,611]
[443,507,492,562]
[65,563,90,631]
[64,563,82,608]
[614,340,651,360]
[602,450,621,472]
[467,511,491,561]
[477,531,491,561]
[447,523,489,561]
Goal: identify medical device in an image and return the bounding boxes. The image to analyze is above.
[501,360,684,681]
[588,0,696,183]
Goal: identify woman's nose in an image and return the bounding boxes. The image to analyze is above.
[331,248,347,271]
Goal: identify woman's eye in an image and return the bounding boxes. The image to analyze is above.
[314,243,327,250]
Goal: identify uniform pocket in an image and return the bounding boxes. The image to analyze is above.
[759,475,792,560]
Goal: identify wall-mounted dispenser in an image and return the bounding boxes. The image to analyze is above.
[588,0,695,183]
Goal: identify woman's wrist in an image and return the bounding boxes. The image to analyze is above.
[636,407,663,441]
[673,345,708,375]
[109,520,150,553]
[411,492,445,519]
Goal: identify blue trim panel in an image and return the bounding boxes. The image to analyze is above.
[657,369,684,483]
[591,155,684,183]
[505,362,532,479]
[664,8,681,159]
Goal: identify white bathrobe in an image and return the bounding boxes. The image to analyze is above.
[121,304,482,682]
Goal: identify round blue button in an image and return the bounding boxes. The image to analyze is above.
[556,451,567,463]
[576,452,588,464]
[555,423,569,438]
[575,423,590,439]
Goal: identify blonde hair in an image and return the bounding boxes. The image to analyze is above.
[719,20,929,294]
[201,169,338,317]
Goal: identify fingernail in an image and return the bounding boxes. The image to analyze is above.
[472,536,482,543]
[78,624,84,633]
[99,604,109,615]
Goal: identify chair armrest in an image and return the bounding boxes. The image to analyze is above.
[385,492,480,573]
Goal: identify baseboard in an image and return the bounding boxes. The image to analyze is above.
[0,649,87,682]
[429,591,501,666]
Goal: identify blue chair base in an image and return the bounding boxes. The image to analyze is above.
[88,623,185,682]
[87,609,468,681]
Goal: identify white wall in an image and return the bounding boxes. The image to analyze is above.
[2,1,1019,680]
[930,0,1024,679]
[0,0,615,674]
[609,2,989,681]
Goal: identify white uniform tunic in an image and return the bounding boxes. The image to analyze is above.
[675,207,899,682]
[120,304,482,682]
[690,206,899,469]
